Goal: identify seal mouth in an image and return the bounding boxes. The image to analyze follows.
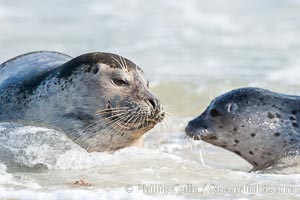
[145,114,164,126]
[147,112,165,123]
[185,126,209,140]
[185,119,211,140]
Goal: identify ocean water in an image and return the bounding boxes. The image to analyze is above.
[1,0,300,199]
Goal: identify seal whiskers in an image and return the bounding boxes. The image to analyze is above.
[79,109,129,134]
[0,51,165,152]
[85,111,139,151]
[83,106,143,148]
[77,110,131,140]
[81,112,132,151]
[111,57,125,70]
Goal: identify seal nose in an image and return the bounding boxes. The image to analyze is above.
[185,116,209,140]
[185,121,193,134]
[146,98,157,110]
[145,98,161,115]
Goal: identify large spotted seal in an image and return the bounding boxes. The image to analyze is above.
[0,51,164,152]
[185,87,300,173]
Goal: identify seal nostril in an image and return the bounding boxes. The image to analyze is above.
[146,98,156,110]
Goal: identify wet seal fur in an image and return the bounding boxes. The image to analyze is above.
[185,87,300,173]
[0,51,164,152]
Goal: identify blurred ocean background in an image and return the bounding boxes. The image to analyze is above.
[1,0,300,199]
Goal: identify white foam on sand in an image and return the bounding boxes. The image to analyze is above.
[0,163,41,190]
[0,121,299,200]
[0,122,83,169]
[54,147,182,170]
[0,188,189,200]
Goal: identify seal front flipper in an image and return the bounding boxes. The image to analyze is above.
[0,51,72,88]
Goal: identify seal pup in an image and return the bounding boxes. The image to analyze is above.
[0,51,164,152]
[185,87,300,172]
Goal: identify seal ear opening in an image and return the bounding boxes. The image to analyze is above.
[226,103,238,113]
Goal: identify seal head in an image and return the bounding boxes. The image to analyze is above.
[185,87,300,171]
[0,52,164,152]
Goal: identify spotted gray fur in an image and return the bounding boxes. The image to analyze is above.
[185,87,300,172]
[0,51,164,152]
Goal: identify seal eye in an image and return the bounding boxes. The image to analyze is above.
[111,78,129,87]
[210,109,221,117]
